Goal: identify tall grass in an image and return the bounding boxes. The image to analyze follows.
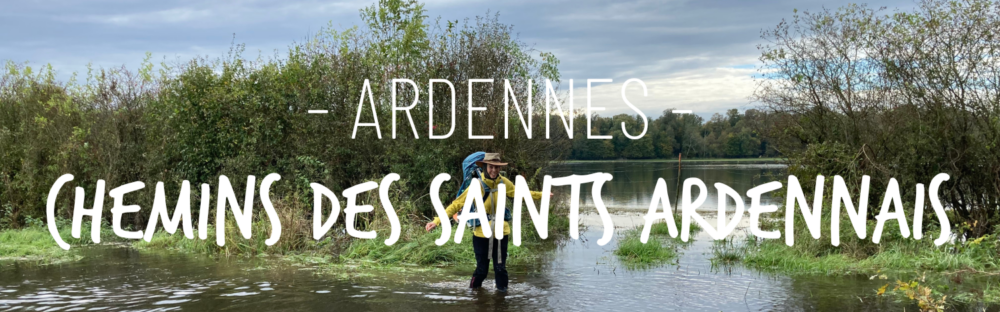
[340,203,569,266]
[133,190,571,269]
[613,219,699,269]
[0,219,120,264]
[711,235,752,265]
[134,197,334,257]
[734,207,999,275]
[613,233,678,268]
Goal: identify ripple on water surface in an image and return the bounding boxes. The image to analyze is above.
[4,163,988,311]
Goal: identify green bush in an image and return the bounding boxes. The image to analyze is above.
[0,0,564,235]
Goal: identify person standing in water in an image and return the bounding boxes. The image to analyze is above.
[425,153,546,292]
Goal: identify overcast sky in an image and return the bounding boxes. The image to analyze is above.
[0,0,916,118]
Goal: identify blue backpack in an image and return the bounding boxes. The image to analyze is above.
[456,152,512,227]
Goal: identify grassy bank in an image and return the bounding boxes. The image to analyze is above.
[727,215,996,276]
[736,233,1000,306]
[131,197,571,270]
[713,209,1000,306]
[3,184,569,274]
[0,227,84,264]
[0,220,121,264]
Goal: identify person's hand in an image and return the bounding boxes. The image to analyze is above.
[425,222,437,232]
[549,192,554,197]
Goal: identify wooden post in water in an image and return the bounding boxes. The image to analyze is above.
[674,153,682,209]
[677,153,683,179]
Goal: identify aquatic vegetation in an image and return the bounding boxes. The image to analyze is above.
[735,209,1000,307]
[647,220,674,236]
[614,219,697,269]
[739,209,1000,275]
[613,233,677,268]
[890,279,947,312]
[645,217,701,237]
[873,275,949,312]
[710,235,751,265]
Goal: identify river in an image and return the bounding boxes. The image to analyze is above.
[0,161,994,311]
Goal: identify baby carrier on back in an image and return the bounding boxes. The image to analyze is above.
[456,152,512,228]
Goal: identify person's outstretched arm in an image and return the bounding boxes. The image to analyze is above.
[427,185,470,231]
[501,176,544,200]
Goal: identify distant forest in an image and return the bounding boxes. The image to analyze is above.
[560,109,778,160]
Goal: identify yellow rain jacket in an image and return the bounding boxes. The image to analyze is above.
[433,174,543,238]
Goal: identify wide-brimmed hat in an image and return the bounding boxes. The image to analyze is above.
[476,153,508,167]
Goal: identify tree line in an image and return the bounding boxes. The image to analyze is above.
[0,0,565,230]
[557,109,779,160]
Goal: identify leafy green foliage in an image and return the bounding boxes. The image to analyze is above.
[753,0,1000,238]
[0,0,563,233]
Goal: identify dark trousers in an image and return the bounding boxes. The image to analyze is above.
[470,235,509,289]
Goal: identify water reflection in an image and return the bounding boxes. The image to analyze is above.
[543,162,786,211]
[1,162,994,311]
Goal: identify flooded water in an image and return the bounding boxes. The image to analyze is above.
[543,161,787,211]
[1,161,995,311]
